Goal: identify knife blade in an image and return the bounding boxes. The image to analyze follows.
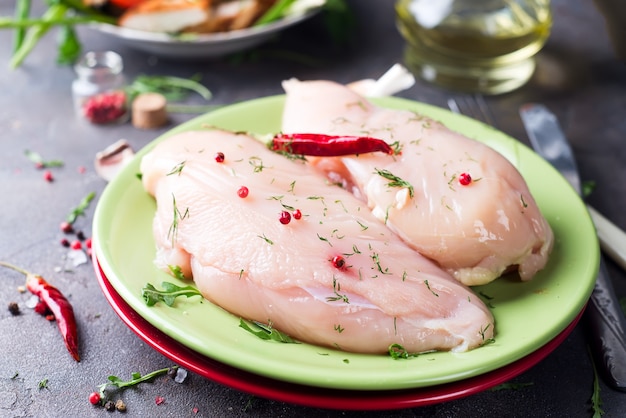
[520,103,626,391]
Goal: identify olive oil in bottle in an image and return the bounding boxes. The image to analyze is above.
[396,0,552,94]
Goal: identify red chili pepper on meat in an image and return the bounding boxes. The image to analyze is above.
[0,261,80,362]
[271,133,394,156]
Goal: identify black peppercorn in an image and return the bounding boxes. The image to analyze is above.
[8,302,20,315]
[104,400,115,411]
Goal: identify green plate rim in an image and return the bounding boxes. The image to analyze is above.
[92,95,599,391]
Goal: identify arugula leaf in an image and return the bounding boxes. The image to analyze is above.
[239,319,299,343]
[168,264,188,281]
[141,281,202,307]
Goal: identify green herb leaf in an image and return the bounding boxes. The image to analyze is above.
[388,343,418,360]
[582,180,596,198]
[254,0,297,26]
[141,282,202,307]
[167,194,189,246]
[24,149,64,168]
[166,161,186,176]
[97,366,177,403]
[374,168,414,198]
[239,319,299,343]
[13,0,31,53]
[424,279,439,297]
[66,191,96,224]
[321,0,355,45]
[326,277,349,303]
[56,24,80,65]
[10,3,67,69]
[128,74,212,101]
[168,265,188,281]
[589,348,604,418]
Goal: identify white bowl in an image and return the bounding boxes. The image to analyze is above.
[89,9,319,59]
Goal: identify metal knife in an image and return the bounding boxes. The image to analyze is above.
[520,103,626,391]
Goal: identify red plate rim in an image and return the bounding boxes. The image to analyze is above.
[93,254,583,411]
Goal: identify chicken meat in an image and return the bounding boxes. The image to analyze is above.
[280,79,554,286]
[140,129,495,354]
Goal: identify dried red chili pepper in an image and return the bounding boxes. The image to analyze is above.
[271,133,394,156]
[0,261,80,362]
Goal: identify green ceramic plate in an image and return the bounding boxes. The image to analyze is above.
[92,96,599,391]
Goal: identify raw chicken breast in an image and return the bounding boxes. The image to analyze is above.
[140,129,494,354]
[281,79,553,286]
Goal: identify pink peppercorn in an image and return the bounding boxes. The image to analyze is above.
[279,211,291,224]
[88,392,101,405]
[83,91,127,124]
[237,186,249,198]
[459,172,472,186]
[60,221,74,233]
[332,255,346,269]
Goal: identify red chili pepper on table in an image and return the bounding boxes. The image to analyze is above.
[270,133,395,156]
[0,261,80,362]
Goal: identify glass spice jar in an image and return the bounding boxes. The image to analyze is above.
[72,51,129,124]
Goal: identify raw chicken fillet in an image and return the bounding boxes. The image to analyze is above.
[281,79,554,286]
[141,130,495,354]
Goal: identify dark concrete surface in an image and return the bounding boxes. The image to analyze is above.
[1,1,625,417]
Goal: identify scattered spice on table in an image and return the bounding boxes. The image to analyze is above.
[43,170,54,182]
[8,301,20,315]
[58,192,96,254]
[0,261,80,362]
[115,400,126,412]
[38,378,49,389]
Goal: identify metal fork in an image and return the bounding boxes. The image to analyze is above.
[447,94,496,127]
